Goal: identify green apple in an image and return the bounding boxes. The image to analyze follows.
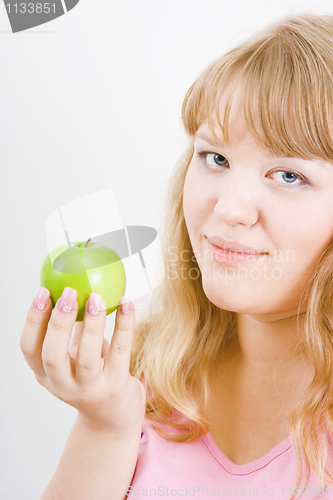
[40,237,126,321]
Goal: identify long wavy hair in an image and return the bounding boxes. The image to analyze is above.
[129,12,333,499]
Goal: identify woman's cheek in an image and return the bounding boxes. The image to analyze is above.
[183,171,198,227]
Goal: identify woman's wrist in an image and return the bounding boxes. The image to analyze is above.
[76,411,144,437]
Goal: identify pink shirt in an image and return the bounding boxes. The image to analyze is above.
[128,417,332,499]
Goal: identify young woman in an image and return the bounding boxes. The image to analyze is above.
[20,12,333,500]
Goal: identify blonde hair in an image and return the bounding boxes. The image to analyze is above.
[129,12,333,499]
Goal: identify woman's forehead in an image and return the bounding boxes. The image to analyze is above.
[196,110,251,147]
[186,65,333,161]
[200,81,260,142]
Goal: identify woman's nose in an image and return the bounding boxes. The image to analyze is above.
[213,172,260,226]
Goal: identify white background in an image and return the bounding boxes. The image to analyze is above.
[0,0,332,498]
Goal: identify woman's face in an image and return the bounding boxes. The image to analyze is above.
[182,87,333,318]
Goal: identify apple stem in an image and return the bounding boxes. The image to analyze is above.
[84,237,92,248]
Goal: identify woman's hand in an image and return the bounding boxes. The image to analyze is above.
[20,288,147,433]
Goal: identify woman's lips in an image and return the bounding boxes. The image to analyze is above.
[208,241,266,265]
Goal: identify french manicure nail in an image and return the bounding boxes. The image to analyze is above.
[88,293,104,316]
[34,287,50,311]
[58,287,77,314]
[120,296,131,315]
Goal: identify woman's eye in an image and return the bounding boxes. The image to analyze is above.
[196,151,228,168]
[195,151,309,189]
[270,169,308,188]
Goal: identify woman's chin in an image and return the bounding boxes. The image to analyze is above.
[201,281,291,316]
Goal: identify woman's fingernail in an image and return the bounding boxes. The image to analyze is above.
[33,287,50,311]
[68,343,78,359]
[58,287,77,314]
[87,293,105,316]
[120,296,131,315]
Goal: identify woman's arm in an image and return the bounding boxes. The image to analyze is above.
[41,414,143,500]
[20,292,146,500]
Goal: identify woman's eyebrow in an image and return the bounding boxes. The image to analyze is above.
[195,132,275,157]
[194,133,224,147]
[194,132,333,167]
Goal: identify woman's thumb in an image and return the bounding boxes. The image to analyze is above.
[103,297,135,380]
